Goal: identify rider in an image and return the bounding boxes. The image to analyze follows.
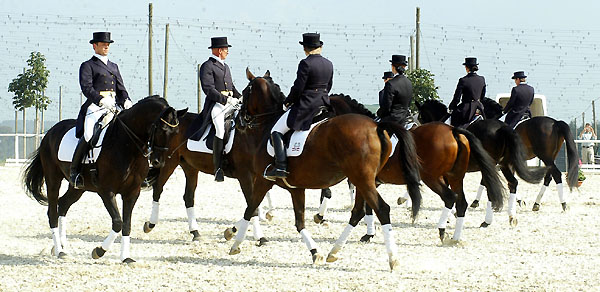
[503,71,534,128]
[197,37,241,182]
[376,55,413,127]
[449,57,486,128]
[71,31,132,189]
[264,32,334,179]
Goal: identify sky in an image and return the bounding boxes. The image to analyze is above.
[1,0,600,125]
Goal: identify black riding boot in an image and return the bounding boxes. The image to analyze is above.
[213,137,225,182]
[69,137,89,189]
[264,132,288,179]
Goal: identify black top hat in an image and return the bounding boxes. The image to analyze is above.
[462,57,478,66]
[89,32,114,44]
[299,33,323,48]
[382,71,395,79]
[389,55,408,66]
[511,71,527,79]
[208,37,232,49]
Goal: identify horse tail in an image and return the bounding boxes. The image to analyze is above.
[23,149,48,206]
[498,125,547,183]
[453,127,505,210]
[556,120,579,190]
[378,122,422,220]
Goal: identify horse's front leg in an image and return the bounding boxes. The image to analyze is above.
[226,174,267,246]
[120,190,140,264]
[56,186,85,255]
[327,194,366,263]
[92,192,122,262]
[229,178,271,255]
[290,188,324,265]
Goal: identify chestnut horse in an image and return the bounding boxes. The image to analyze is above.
[225,69,421,270]
[319,94,505,242]
[23,96,184,263]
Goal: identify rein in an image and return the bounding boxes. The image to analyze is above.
[238,77,284,130]
[116,107,177,158]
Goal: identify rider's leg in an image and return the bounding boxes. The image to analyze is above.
[265,110,291,179]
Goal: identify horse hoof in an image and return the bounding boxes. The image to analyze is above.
[397,196,408,205]
[561,202,568,212]
[389,258,400,271]
[470,200,480,208]
[326,253,339,263]
[143,221,154,233]
[517,200,526,208]
[480,222,490,228]
[57,251,68,259]
[313,214,323,224]
[359,234,374,243]
[257,237,268,247]
[438,228,446,243]
[122,258,136,265]
[443,238,461,246]
[532,203,540,212]
[229,246,241,255]
[191,230,201,241]
[509,216,518,227]
[265,211,274,221]
[313,253,325,265]
[224,228,235,241]
[91,246,106,259]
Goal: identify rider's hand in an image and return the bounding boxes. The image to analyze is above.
[283,103,291,111]
[123,99,133,109]
[227,97,240,107]
[99,97,116,111]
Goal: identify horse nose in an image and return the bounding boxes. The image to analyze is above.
[151,158,162,168]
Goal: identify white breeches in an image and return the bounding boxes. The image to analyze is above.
[84,97,116,142]
[211,102,236,139]
[582,147,594,164]
[271,110,291,135]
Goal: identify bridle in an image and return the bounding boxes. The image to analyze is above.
[238,77,284,130]
[116,106,179,158]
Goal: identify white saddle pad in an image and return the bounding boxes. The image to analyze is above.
[187,124,236,154]
[266,119,328,157]
[389,134,398,158]
[58,127,108,163]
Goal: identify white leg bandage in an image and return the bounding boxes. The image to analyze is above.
[382,224,398,257]
[364,215,376,236]
[251,216,264,240]
[485,201,494,224]
[51,228,63,256]
[349,184,356,205]
[300,229,318,251]
[149,201,160,225]
[265,191,273,211]
[437,208,451,229]
[475,185,486,201]
[101,229,119,251]
[58,216,67,247]
[186,207,199,232]
[120,236,131,261]
[451,207,457,216]
[258,204,266,221]
[318,197,329,217]
[233,219,250,243]
[535,185,547,204]
[334,224,354,247]
[557,183,566,203]
[452,217,465,241]
[507,193,517,217]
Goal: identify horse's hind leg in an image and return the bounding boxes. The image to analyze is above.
[119,191,140,264]
[45,174,65,258]
[500,166,519,226]
[359,203,376,243]
[56,186,85,252]
[287,188,325,264]
[314,188,332,225]
[470,179,486,208]
[327,194,366,263]
[533,165,558,211]
[433,178,457,243]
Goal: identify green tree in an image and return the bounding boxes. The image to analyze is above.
[407,68,439,113]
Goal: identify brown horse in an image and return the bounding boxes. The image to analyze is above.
[225,69,421,270]
[23,96,184,263]
[322,94,505,242]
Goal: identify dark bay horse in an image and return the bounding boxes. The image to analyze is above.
[225,69,421,270]
[23,96,184,263]
[479,97,579,212]
[320,94,504,242]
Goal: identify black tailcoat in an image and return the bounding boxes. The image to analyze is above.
[504,83,534,128]
[377,74,412,125]
[449,72,486,127]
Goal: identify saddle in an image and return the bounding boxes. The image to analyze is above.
[282,106,333,144]
[187,111,237,154]
[268,106,333,157]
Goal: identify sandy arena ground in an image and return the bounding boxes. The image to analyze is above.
[0,164,599,291]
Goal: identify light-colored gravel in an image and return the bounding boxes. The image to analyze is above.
[1,164,598,291]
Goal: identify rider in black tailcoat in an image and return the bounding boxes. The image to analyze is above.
[264,32,334,179]
[504,71,534,128]
[377,55,412,126]
[449,57,486,128]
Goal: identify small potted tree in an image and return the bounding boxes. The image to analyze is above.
[578,169,586,187]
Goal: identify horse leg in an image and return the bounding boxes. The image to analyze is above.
[283,188,324,265]
[545,163,567,211]
[360,203,376,243]
[180,166,201,241]
[143,161,178,235]
[314,188,331,225]
[436,179,457,243]
[450,187,468,242]
[470,182,486,208]
[347,179,356,209]
[229,180,270,255]
[258,191,274,222]
[327,194,366,263]
[501,166,519,227]
[120,192,139,264]
[92,192,122,261]
[533,170,553,211]
[225,175,268,246]
[56,186,85,253]
[45,174,65,258]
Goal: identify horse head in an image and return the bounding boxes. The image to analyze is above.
[481,97,504,119]
[417,99,448,123]
[239,68,286,129]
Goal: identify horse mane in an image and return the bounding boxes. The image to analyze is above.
[481,97,503,119]
[422,99,448,112]
[263,76,286,104]
[330,93,377,119]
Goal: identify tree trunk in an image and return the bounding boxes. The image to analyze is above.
[22,109,26,157]
[34,106,39,148]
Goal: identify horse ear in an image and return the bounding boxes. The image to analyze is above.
[264,70,270,78]
[177,108,188,117]
[246,67,255,81]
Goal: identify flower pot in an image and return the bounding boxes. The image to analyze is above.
[577,180,583,187]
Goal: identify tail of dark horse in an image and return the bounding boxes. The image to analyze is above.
[453,127,505,210]
[556,120,579,190]
[378,122,422,220]
[498,125,547,183]
[23,149,49,206]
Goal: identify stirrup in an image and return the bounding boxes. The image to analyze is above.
[214,168,224,182]
[71,173,84,189]
[263,164,289,181]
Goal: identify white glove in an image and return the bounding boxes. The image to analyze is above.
[123,99,133,109]
[227,97,240,107]
[99,97,116,111]
[283,103,290,111]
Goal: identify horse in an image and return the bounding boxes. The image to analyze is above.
[23,96,185,263]
[224,69,421,270]
[479,97,579,212]
[418,98,575,219]
[316,94,505,242]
